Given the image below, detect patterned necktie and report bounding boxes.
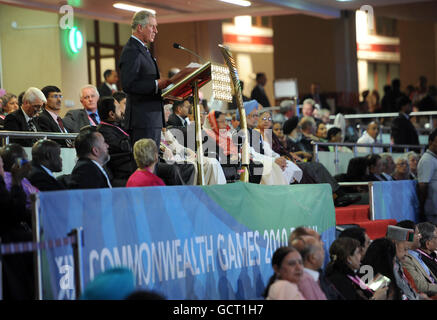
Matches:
[57,116,73,147]
[28,119,37,132]
[89,113,99,126]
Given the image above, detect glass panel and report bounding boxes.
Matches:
[118,23,132,45]
[83,18,95,43]
[99,20,115,45]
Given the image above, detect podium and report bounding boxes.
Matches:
[162,62,213,185]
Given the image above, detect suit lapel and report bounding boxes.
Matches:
[130,37,160,78]
[43,108,62,132]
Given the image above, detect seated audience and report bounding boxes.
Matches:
[315,122,328,143]
[0,143,38,208]
[406,151,419,180]
[418,128,437,224]
[69,127,112,189]
[281,117,313,161]
[366,154,387,181]
[300,98,317,120]
[38,85,72,147]
[380,153,395,181]
[402,222,437,296]
[356,121,382,154]
[28,139,66,191]
[263,246,306,300]
[392,157,410,181]
[63,85,101,132]
[327,127,352,153]
[112,91,127,120]
[299,116,322,153]
[325,237,388,300]
[126,138,165,187]
[338,227,371,261]
[0,93,19,128]
[4,87,45,147]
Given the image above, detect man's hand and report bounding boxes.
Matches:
[157,79,171,89]
[275,157,287,171]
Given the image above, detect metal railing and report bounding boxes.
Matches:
[312,141,427,175]
[338,182,375,220]
[0,131,78,146]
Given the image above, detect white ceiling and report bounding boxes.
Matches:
[0,0,435,24]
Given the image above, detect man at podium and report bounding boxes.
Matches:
[119,11,171,148]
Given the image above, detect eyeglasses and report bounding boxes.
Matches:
[262,117,272,121]
[50,94,63,99]
[31,104,43,109]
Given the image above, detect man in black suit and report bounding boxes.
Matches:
[37,85,72,147]
[98,69,119,98]
[250,73,271,108]
[391,95,419,150]
[63,85,101,133]
[69,127,112,189]
[4,87,45,147]
[96,97,136,187]
[167,98,190,128]
[119,11,171,149]
[28,139,65,191]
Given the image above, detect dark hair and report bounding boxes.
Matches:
[361,238,401,299]
[214,111,223,119]
[256,73,266,81]
[417,222,436,249]
[395,95,411,111]
[339,227,367,247]
[172,98,192,113]
[41,86,61,99]
[103,69,113,80]
[391,79,400,90]
[429,128,437,145]
[74,127,99,158]
[346,157,369,181]
[0,143,27,171]
[262,246,298,298]
[31,139,60,166]
[366,154,381,169]
[282,117,299,135]
[18,91,25,107]
[97,96,116,121]
[325,237,361,276]
[289,226,310,245]
[327,127,342,141]
[112,91,126,103]
[383,85,391,94]
[125,290,166,300]
[396,220,416,230]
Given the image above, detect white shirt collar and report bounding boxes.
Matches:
[304,268,320,282]
[21,107,32,123]
[91,160,112,188]
[131,35,146,47]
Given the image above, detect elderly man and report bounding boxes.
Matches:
[63,85,101,133]
[356,121,382,154]
[119,10,171,149]
[407,151,420,180]
[68,127,112,189]
[418,129,437,224]
[98,69,119,97]
[37,85,72,147]
[250,72,270,108]
[4,87,45,147]
[28,139,65,191]
[301,98,316,119]
[380,153,395,181]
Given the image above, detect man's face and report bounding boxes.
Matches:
[80,88,98,111]
[426,228,437,252]
[396,241,410,261]
[246,108,260,129]
[113,100,123,122]
[107,71,118,84]
[302,103,314,117]
[46,91,62,111]
[138,17,158,43]
[429,135,437,154]
[258,75,267,86]
[409,156,418,172]
[119,98,126,117]
[199,105,207,126]
[273,123,283,138]
[179,100,191,118]
[331,132,342,143]
[22,98,43,117]
[367,123,379,139]
[94,132,110,165]
[384,156,395,174]
[49,146,63,172]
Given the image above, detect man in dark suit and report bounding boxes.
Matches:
[63,85,101,133]
[37,85,72,147]
[119,11,171,149]
[167,98,190,128]
[250,73,271,108]
[69,127,112,189]
[28,139,66,191]
[391,95,419,149]
[4,87,45,147]
[98,69,119,98]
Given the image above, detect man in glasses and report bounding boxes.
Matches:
[37,86,72,147]
[4,87,45,146]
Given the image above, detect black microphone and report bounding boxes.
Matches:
[173,43,205,63]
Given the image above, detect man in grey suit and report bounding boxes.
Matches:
[63,85,101,133]
[119,11,170,149]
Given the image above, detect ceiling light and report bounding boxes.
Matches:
[219,0,251,7]
[113,3,156,14]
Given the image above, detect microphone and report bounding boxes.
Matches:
[173,43,205,63]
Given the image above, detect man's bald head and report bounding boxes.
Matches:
[291,235,325,270]
[367,121,379,140]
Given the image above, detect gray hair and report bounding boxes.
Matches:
[417,222,436,249]
[379,153,393,166]
[133,138,158,169]
[79,85,99,99]
[303,98,316,107]
[23,87,47,104]
[0,93,17,107]
[131,10,155,30]
[299,116,316,131]
[164,104,173,113]
[405,151,419,161]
